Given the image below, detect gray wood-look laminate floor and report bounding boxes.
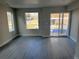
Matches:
[0,36,76,59]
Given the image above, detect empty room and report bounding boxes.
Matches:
[0,0,79,59]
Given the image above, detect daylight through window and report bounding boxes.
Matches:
[7,12,15,32]
[25,12,39,29]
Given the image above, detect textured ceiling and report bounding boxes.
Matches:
[0,0,76,8]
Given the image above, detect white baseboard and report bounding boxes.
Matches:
[21,34,50,38]
[0,34,19,47]
[21,34,42,37]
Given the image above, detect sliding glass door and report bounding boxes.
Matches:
[50,12,70,36]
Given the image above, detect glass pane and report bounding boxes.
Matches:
[25,12,39,29]
[7,12,15,32]
[63,13,69,35]
[50,13,60,36]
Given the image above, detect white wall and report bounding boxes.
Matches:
[67,0,79,42]
[17,7,65,37]
[74,23,79,59]
[70,9,79,42]
[71,5,79,59]
[73,10,79,59]
[0,4,18,47]
[67,1,79,59]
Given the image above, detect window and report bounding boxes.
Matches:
[25,12,39,29]
[7,12,15,32]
